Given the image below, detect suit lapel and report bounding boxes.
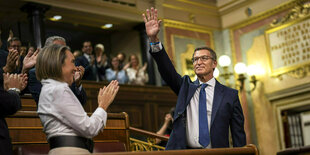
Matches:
[211,80,224,127]
[185,79,200,107]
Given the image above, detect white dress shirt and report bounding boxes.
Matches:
[151,42,215,148]
[83,53,91,63]
[37,79,107,140]
[186,78,215,148]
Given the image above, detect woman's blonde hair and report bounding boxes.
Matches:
[36,44,70,81]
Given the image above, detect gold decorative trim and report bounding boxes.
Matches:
[163,19,216,35]
[265,2,310,78]
[218,0,240,10]
[229,0,296,30]
[219,0,256,16]
[270,1,310,27]
[176,0,217,10]
[162,3,219,17]
[130,137,165,151]
[229,0,297,76]
[163,19,215,62]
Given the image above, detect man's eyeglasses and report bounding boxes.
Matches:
[192,55,214,63]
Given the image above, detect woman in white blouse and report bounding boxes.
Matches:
[36,44,119,154]
[125,54,148,85]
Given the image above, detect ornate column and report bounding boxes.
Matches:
[21,2,50,48]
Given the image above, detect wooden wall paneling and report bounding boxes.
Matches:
[6,111,131,150]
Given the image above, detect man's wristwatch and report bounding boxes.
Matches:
[8,88,21,94]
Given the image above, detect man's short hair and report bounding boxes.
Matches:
[83,41,92,46]
[7,37,21,48]
[192,47,217,61]
[36,44,70,81]
[44,36,66,47]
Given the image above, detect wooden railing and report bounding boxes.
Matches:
[94,144,259,155]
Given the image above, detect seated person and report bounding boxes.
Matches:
[36,44,119,154]
[28,36,87,105]
[156,107,175,147]
[0,71,28,154]
[125,54,148,85]
[105,56,128,84]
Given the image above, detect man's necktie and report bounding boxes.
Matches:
[199,83,210,148]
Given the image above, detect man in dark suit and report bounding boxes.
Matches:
[1,37,23,74]
[142,8,246,150]
[0,69,28,154]
[27,36,87,105]
[75,41,98,81]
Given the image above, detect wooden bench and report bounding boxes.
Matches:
[6,111,130,154]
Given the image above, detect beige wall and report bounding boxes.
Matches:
[110,31,142,65]
[221,0,291,28]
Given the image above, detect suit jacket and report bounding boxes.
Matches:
[28,68,87,105]
[150,46,246,150]
[0,68,21,155]
[75,55,97,81]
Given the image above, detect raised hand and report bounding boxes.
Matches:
[22,48,39,74]
[3,49,19,73]
[142,7,161,42]
[164,113,173,123]
[123,62,130,70]
[97,80,119,111]
[142,63,148,72]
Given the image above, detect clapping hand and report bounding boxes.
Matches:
[3,73,28,92]
[123,63,130,70]
[3,49,19,73]
[97,80,119,111]
[142,63,148,72]
[74,66,85,86]
[142,7,161,42]
[164,113,173,123]
[22,48,39,74]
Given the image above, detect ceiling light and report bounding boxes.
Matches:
[49,15,62,21]
[101,24,113,29]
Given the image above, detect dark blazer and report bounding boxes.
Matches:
[150,46,246,150]
[28,68,87,105]
[0,49,8,69]
[75,55,97,81]
[0,68,21,155]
